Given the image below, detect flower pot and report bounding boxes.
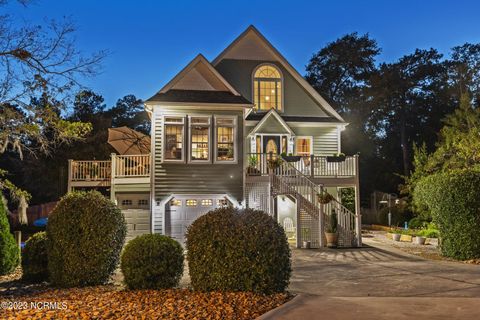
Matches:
[325,232,338,248]
[302,241,311,249]
[326,155,346,162]
[392,233,401,241]
[415,236,426,245]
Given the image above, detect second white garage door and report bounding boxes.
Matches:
[165,195,230,245]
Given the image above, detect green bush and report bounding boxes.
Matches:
[121,234,184,289]
[416,228,439,238]
[0,197,20,275]
[186,207,291,294]
[47,191,126,287]
[414,169,480,260]
[22,232,48,282]
[408,217,427,229]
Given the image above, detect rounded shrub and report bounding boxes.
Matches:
[414,169,480,260]
[0,197,19,275]
[47,191,126,287]
[121,234,184,289]
[186,207,291,294]
[22,232,48,282]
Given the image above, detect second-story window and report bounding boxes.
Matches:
[189,116,211,162]
[253,65,282,111]
[215,116,236,163]
[164,116,185,161]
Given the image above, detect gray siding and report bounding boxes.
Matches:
[293,127,339,155]
[152,108,244,234]
[216,59,329,117]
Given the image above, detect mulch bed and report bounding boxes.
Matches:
[1,285,291,319]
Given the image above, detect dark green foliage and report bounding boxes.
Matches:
[414,170,480,260]
[377,206,413,227]
[22,232,48,282]
[121,234,184,290]
[47,191,126,287]
[416,228,439,238]
[408,217,427,229]
[0,197,20,275]
[186,207,291,294]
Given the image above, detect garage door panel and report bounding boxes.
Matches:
[123,209,150,241]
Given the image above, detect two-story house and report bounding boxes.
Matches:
[67,26,361,248]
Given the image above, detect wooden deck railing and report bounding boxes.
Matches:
[246,153,358,178]
[113,154,150,177]
[69,154,151,182]
[69,160,111,181]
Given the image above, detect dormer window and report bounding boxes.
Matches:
[253,65,282,111]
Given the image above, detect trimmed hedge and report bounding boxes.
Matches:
[414,169,480,260]
[0,198,19,275]
[47,191,126,287]
[22,232,48,282]
[186,207,291,294]
[121,234,184,289]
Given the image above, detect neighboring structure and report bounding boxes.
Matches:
[67,25,361,246]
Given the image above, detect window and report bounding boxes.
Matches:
[186,199,197,206]
[121,199,132,206]
[295,137,312,156]
[201,199,213,206]
[164,116,185,161]
[253,65,282,111]
[217,198,229,207]
[189,116,210,162]
[215,117,236,162]
[138,199,148,206]
[169,199,182,206]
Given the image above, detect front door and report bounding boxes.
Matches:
[263,136,280,155]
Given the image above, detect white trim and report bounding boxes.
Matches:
[286,122,349,128]
[213,115,238,164]
[248,109,294,136]
[295,136,313,156]
[162,115,186,163]
[337,126,341,153]
[158,54,241,96]
[251,63,284,112]
[211,25,345,122]
[188,115,211,164]
[146,101,253,109]
[147,106,155,234]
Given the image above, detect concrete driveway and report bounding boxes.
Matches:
[262,237,480,320]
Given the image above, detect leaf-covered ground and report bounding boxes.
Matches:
[1,285,291,319]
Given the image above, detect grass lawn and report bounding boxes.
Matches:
[1,269,291,319]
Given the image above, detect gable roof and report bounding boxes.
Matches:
[146,54,251,105]
[212,25,345,122]
[249,109,294,136]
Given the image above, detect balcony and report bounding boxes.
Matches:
[246,153,359,186]
[68,154,151,190]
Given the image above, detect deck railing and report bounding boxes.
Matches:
[69,154,151,182]
[246,153,358,178]
[113,154,150,177]
[69,160,111,181]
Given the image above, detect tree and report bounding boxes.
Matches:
[0,1,105,202]
[109,95,150,133]
[0,194,20,275]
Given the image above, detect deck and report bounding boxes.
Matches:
[67,154,151,190]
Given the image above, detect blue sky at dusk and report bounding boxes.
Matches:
[9,0,480,106]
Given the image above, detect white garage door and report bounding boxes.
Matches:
[116,193,151,241]
[165,195,230,245]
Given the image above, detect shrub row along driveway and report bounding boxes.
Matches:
[265,237,480,320]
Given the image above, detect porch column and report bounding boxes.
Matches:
[319,186,325,247]
[296,195,301,248]
[354,155,362,247]
[110,153,116,202]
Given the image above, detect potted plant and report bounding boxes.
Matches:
[415,235,426,245]
[247,155,260,175]
[390,229,402,241]
[302,228,311,249]
[281,152,302,163]
[267,157,283,173]
[325,211,338,248]
[317,192,334,204]
[326,152,346,162]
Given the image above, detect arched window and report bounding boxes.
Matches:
[253,65,282,111]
